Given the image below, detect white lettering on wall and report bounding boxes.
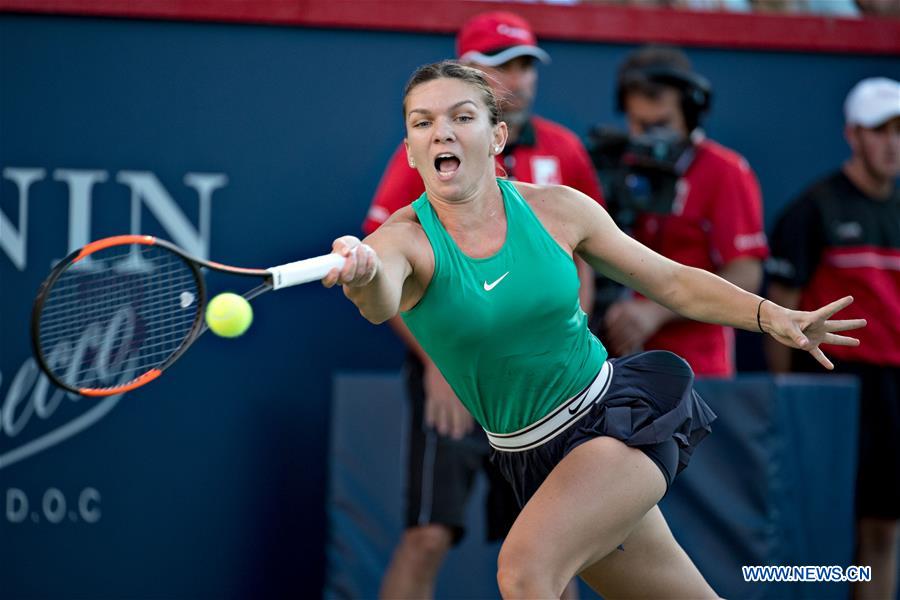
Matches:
[0,168,45,270]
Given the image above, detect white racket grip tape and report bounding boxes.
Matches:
[268,253,346,290]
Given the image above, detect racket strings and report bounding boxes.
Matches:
[38,244,201,390]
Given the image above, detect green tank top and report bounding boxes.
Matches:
[401,178,608,433]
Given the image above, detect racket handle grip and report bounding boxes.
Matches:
[268,253,346,289]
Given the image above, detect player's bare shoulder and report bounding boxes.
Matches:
[512,181,591,217]
[366,205,426,247]
[511,181,596,245]
[363,204,433,275]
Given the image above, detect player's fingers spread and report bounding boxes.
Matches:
[790,326,810,349]
[825,318,867,332]
[819,295,854,319]
[824,333,861,347]
[810,346,833,370]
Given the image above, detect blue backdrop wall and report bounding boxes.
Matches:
[1,13,898,598]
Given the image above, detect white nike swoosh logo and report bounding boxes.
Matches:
[483,271,510,291]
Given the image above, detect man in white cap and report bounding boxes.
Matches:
[767,77,900,600]
[365,11,601,599]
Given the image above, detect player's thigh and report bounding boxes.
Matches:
[579,505,717,599]
[499,436,666,583]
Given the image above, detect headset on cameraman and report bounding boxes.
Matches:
[615,61,713,135]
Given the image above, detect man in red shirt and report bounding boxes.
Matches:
[599,46,768,377]
[366,12,603,599]
[767,77,900,600]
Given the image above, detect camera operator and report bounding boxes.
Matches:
[588,46,768,377]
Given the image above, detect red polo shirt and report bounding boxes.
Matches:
[633,139,768,376]
[363,116,603,235]
[769,171,900,366]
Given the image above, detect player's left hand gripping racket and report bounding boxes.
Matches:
[31,235,345,397]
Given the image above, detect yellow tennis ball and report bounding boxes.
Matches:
[205,293,253,338]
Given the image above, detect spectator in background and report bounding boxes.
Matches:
[767,77,900,600]
[591,46,767,377]
[363,11,603,599]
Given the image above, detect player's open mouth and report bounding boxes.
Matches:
[434,153,460,181]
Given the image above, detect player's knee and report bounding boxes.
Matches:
[497,542,562,598]
[400,525,453,564]
[496,558,529,599]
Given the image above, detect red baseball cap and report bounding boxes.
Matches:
[456,11,550,67]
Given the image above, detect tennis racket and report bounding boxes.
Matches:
[31,234,345,397]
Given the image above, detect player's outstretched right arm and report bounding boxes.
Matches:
[323,224,416,324]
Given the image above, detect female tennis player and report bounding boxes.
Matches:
[324,61,865,598]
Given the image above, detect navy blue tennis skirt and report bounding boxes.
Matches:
[488,351,716,509]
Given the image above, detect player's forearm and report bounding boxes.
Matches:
[662,264,767,332]
[643,258,762,329]
[342,269,402,325]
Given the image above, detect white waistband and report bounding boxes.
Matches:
[484,360,613,452]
